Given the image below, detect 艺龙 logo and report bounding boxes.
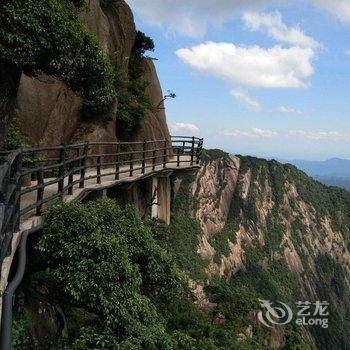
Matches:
[258,299,329,329]
[258,299,293,328]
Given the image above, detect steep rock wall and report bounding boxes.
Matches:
[187,155,350,293]
[16,74,82,146]
[132,59,171,142]
[16,0,170,146]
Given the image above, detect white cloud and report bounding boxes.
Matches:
[126,0,350,38]
[176,42,314,88]
[278,106,303,115]
[126,0,285,38]
[223,128,277,138]
[289,130,348,141]
[230,90,260,109]
[126,0,350,37]
[223,128,347,142]
[243,11,321,48]
[314,0,350,24]
[171,122,199,133]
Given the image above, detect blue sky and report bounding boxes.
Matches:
[126,0,350,160]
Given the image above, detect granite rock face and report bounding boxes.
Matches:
[16,74,82,146]
[16,0,170,147]
[132,59,171,142]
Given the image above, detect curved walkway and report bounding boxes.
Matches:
[0,136,203,265]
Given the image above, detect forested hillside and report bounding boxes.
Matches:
[169,150,350,349]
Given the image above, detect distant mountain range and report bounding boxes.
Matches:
[314,176,350,190]
[279,157,350,190]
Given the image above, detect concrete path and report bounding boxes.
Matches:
[20,155,198,228]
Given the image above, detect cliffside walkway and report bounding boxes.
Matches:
[0,136,203,349]
[0,136,203,265]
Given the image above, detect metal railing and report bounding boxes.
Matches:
[0,136,203,264]
[0,151,22,263]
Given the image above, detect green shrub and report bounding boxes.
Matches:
[3,118,27,151]
[12,314,32,350]
[4,118,41,166]
[116,31,155,139]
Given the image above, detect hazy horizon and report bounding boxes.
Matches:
[212,148,350,163]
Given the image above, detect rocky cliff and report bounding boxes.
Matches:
[171,149,350,349]
[15,0,170,146]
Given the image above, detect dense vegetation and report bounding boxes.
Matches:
[0,0,115,116]
[115,31,155,139]
[15,199,195,348]
[12,199,262,349]
[14,196,309,349]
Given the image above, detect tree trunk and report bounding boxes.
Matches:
[0,62,22,149]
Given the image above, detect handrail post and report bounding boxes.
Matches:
[68,157,74,195]
[115,142,120,180]
[30,150,36,181]
[80,141,89,189]
[190,136,195,166]
[36,168,44,216]
[97,155,101,184]
[58,145,65,196]
[196,139,202,165]
[142,141,146,174]
[152,149,156,171]
[129,152,134,177]
[177,147,180,167]
[14,151,22,230]
[163,139,167,168]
